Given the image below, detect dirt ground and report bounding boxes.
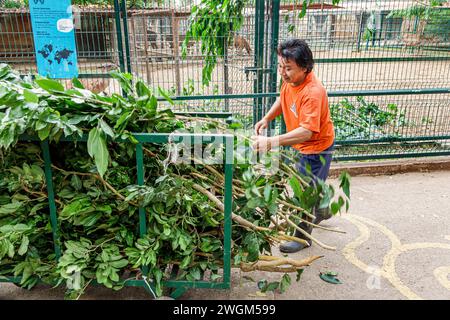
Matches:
[1,168,449,300]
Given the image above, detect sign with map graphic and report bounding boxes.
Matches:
[29,0,78,78]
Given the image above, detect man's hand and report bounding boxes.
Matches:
[254,118,269,135]
[251,135,277,153]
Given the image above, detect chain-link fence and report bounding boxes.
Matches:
[0,0,449,160]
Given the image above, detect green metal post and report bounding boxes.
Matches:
[136,143,146,237]
[40,140,61,259]
[268,0,280,135]
[222,136,234,289]
[136,143,149,277]
[253,0,265,126]
[121,0,132,73]
[113,0,126,73]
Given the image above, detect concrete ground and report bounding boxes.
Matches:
[1,170,450,300]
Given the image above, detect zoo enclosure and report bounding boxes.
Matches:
[0,0,449,160]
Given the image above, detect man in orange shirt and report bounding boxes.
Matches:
[253,39,335,253]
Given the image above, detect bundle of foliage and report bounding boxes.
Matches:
[0,64,350,299]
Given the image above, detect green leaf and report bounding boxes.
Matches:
[319,272,342,284]
[114,111,132,130]
[13,224,31,232]
[70,175,82,191]
[279,274,291,293]
[136,80,151,97]
[338,196,345,208]
[0,202,23,215]
[110,71,132,94]
[228,122,243,130]
[287,24,295,33]
[339,171,351,198]
[261,281,279,293]
[75,212,102,227]
[330,202,340,215]
[296,269,304,282]
[60,198,93,220]
[210,274,222,281]
[147,95,158,113]
[72,78,85,89]
[158,87,174,105]
[110,271,119,282]
[189,267,201,281]
[87,128,99,158]
[18,236,29,256]
[87,127,109,177]
[319,155,326,166]
[180,255,191,269]
[7,242,14,258]
[21,265,32,284]
[298,1,308,19]
[23,89,38,103]
[289,177,303,199]
[153,269,163,297]
[99,119,115,138]
[110,259,128,269]
[247,198,262,209]
[163,226,171,236]
[35,78,64,92]
[257,279,267,290]
[38,125,51,141]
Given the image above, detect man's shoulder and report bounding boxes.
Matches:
[304,80,327,97]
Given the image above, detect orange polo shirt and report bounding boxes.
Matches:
[279,72,334,154]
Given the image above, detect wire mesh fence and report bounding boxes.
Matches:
[0,0,449,160]
[329,92,450,159]
[279,0,450,92]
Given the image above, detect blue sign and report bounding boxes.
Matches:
[29,0,78,78]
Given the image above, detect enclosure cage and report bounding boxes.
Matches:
[0,0,449,159]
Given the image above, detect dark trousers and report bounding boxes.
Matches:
[293,143,334,235]
[295,143,334,184]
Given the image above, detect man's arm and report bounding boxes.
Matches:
[276,126,313,146]
[254,97,282,135]
[264,97,282,122]
[252,126,313,152]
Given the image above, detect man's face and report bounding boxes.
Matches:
[277,55,307,86]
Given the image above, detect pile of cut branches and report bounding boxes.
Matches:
[0,64,350,298]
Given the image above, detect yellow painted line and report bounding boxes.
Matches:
[434,267,450,291]
[342,215,450,300]
[343,215,421,300]
[401,243,450,251]
[341,215,371,273]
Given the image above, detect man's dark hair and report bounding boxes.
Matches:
[277,39,314,73]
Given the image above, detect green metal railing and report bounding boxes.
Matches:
[1,132,234,299]
[1,0,449,162]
